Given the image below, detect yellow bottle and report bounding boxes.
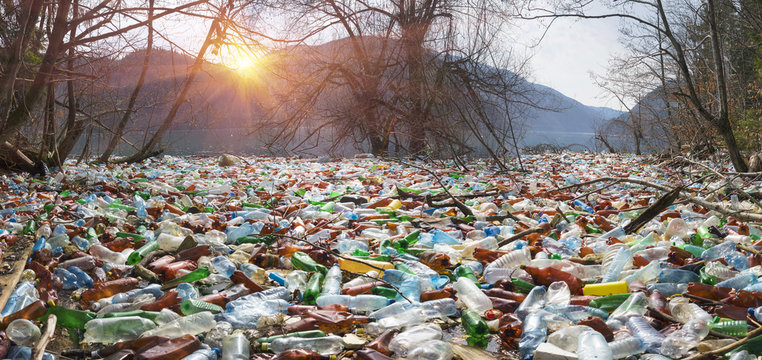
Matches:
[386,199,402,211]
[582,280,629,296]
[338,257,394,275]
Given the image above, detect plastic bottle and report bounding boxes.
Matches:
[211,256,237,278]
[388,323,443,357]
[609,336,645,359]
[709,318,748,337]
[485,247,531,270]
[462,309,489,347]
[44,306,97,329]
[547,325,591,352]
[516,286,546,319]
[303,272,325,305]
[316,294,391,312]
[669,297,713,324]
[292,252,328,274]
[701,241,736,262]
[453,277,493,314]
[518,312,546,359]
[222,333,249,360]
[140,312,217,338]
[545,281,570,306]
[609,292,648,321]
[6,319,40,346]
[626,317,665,353]
[322,264,342,296]
[576,330,612,360]
[601,247,631,283]
[82,316,157,344]
[267,335,343,355]
[162,266,211,290]
[181,299,225,315]
[342,270,379,289]
[716,273,758,290]
[660,319,709,357]
[182,347,219,360]
[1,300,45,328]
[406,340,453,360]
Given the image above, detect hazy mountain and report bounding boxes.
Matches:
[84,40,623,155]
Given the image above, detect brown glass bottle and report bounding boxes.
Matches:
[135,334,201,360]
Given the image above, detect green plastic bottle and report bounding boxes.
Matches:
[588,293,632,312]
[116,232,145,241]
[236,235,275,245]
[42,306,96,329]
[371,287,398,299]
[709,317,748,337]
[162,266,211,289]
[291,252,328,275]
[302,272,325,305]
[697,226,712,239]
[510,277,536,294]
[23,220,35,235]
[454,265,480,286]
[127,240,159,265]
[180,299,224,315]
[462,309,489,347]
[102,310,160,321]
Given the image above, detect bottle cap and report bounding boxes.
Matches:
[261,342,269,351]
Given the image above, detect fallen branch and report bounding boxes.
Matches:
[624,186,682,234]
[497,227,546,247]
[32,315,56,360]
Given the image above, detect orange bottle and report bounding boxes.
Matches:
[578,316,614,341]
[140,290,180,311]
[102,238,135,252]
[342,282,385,296]
[176,245,211,262]
[418,251,451,271]
[522,265,583,294]
[135,334,200,360]
[80,278,139,306]
[282,318,319,333]
[473,247,508,263]
[482,288,526,303]
[686,282,733,300]
[249,253,279,268]
[420,288,454,302]
[231,270,264,293]
[366,329,399,355]
[1,300,46,329]
[497,313,522,349]
[161,260,198,281]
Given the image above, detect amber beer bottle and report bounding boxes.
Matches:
[522,265,583,294]
[0,300,46,329]
[80,278,139,306]
[135,334,201,360]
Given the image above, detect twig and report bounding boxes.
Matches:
[32,315,56,360]
[623,186,682,234]
[497,227,545,247]
[684,324,762,360]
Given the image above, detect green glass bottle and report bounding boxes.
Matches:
[42,306,96,329]
[462,309,489,347]
[510,277,536,294]
[116,231,145,241]
[180,299,224,315]
[236,235,275,245]
[371,286,398,299]
[102,310,160,321]
[162,266,210,289]
[127,240,159,265]
[291,252,328,275]
[588,293,632,312]
[454,266,480,286]
[302,272,325,305]
[109,202,136,212]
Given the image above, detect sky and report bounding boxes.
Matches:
[515,13,629,110]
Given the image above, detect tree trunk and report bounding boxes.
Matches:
[99,0,153,163]
[56,0,83,164]
[0,0,73,143]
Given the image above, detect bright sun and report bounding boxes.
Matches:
[224,44,266,79]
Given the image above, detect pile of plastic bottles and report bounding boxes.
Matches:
[0,152,760,360]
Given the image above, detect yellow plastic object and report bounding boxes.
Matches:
[338,257,394,275]
[386,199,402,211]
[582,280,629,296]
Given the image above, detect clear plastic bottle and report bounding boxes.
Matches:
[716,273,758,290]
[365,308,426,335]
[268,335,343,355]
[182,347,219,360]
[660,319,709,357]
[342,270,379,289]
[626,317,665,353]
[322,264,342,296]
[211,256,237,278]
[668,297,713,324]
[406,340,453,360]
[609,336,645,359]
[6,319,41,346]
[388,323,443,357]
[222,333,250,360]
[547,325,592,352]
[452,277,493,314]
[701,241,736,262]
[518,312,547,359]
[576,330,612,360]
[485,247,531,270]
[315,294,391,312]
[602,247,632,283]
[82,316,157,344]
[140,311,217,338]
[610,292,648,322]
[516,286,546,319]
[545,281,570,306]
